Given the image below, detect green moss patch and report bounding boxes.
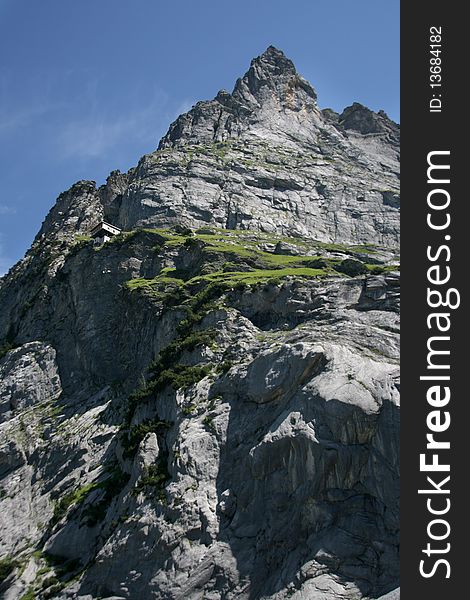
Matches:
[145,364,213,398]
[132,461,170,500]
[0,556,18,583]
[0,342,16,361]
[50,467,130,528]
[188,266,327,286]
[51,482,99,525]
[125,267,185,291]
[81,466,130,527]
[123,227,392,299]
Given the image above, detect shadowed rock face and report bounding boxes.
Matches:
[0,47,399,600]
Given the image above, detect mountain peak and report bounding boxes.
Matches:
[252,45,297,75]
[158,46,318,149]
[232,45,316,106]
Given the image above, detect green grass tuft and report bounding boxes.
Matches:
[132,461,170,500]
[73,234,92,243]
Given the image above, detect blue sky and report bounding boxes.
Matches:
[0,0,399,275]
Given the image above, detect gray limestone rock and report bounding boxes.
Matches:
[0,342,62,422]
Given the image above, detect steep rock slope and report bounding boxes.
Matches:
[0,47,399,600]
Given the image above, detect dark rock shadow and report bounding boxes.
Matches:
[214,390,400,599]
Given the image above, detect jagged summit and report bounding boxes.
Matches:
[216,46,303,105]
[207,45,295,105]
[158,45,319,149]
[157,45,399,155]
[237,45,299,86]
[120,48,399,246]
[232,45,317,107]
[254,45,296,70]
[233,45,310,93]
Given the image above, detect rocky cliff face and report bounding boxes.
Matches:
[0,47,399,600]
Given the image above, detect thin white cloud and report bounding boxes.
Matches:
[0,204,15,215]
[0,62,194,163]
[0,259,11,277]
[0,101,66,135]
[0,234,13,277]
[172,98,195,119]
[56,91,169,160]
